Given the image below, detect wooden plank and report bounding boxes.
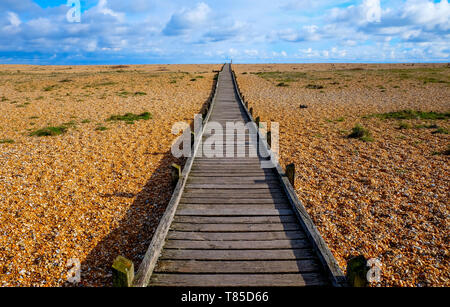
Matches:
[178,204,291,211]
[167,231,306,241]
[177,208,293,216]
[160,249,315,260]
[184,184,281,189]
[150,273,328,287]
[183,189,285,196]
[187,178,280,184]
[179,198,288,204]
[155,260,321,274]
[164,239,310,250]
[171,222,301,232]
[173,215,296,224]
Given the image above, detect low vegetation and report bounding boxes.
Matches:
[370,110,450,120]
[107,112,152,124]
[348,124,373,142]
[0,138,15,144]
[306,84,324,89]
[30,125,68,137]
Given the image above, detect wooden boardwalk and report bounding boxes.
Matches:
[133,64,346,287]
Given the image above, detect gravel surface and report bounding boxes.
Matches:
[0,64,220,286]
[234,63,449,287]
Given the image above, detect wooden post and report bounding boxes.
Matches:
[249,107,253,116]
[255,116,260,128]
[267,131,271,148]
[171,164,182,187]
[286,163,295,187]
[112,256,134,287]
[191,131,195,149]
[346,256,368,287]
[245,101,248,108]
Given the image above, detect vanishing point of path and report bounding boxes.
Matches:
[137,64,345,287]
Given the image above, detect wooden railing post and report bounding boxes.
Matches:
[112,256,134,287]
[170,164,182,187]
[255,116,260,128]
[346,256,369,287]
[267,131,271,148]
[286,163,295,186]
[249,107,253,116]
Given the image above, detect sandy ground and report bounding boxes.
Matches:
[234,63,449,287]
[0,64,220,286]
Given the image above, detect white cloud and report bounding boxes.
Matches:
[7,12,21,27]
[402,0,450,30]
[96,0,125,22]
[163,2,211,36]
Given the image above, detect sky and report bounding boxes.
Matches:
[0,0,449,64]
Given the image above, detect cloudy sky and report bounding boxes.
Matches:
[1,0,449,64]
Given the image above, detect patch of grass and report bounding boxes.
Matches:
[1,96,8,102]
[107,112,152,124]
[305,84,324,89]
[348,124,373,142]
[36,96,44,100]
[30,125,68,137]
[415,123,439,129]
[433,127,449,134]
[277,82,289,87]
[42,85,57,92]
[59,79,72,83]
[16,102,31,108]
[371,110,450,120]
[29,116,39,119]
[134,91,147,96]
[95,126,108,131]
[190,78,197,81]
[242,72,248,75]
[81,119,91,124]
[117,91,131,97]
[0,139,15,144]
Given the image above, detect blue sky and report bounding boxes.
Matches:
[0,0,449,64]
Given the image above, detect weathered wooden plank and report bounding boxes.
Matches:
[155,260,321,274]
[184,184,281,189]
[150,273,328,287]
[171,222,301,232]
[160,249,315,260]
[164,239,309,250]
[178,204,291,211]
[167,231,306,241]
[177,208,293,216]
[183,189,285,196]
[187,178,280,184]
[179,198,288,205]
[173,215,297,224]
